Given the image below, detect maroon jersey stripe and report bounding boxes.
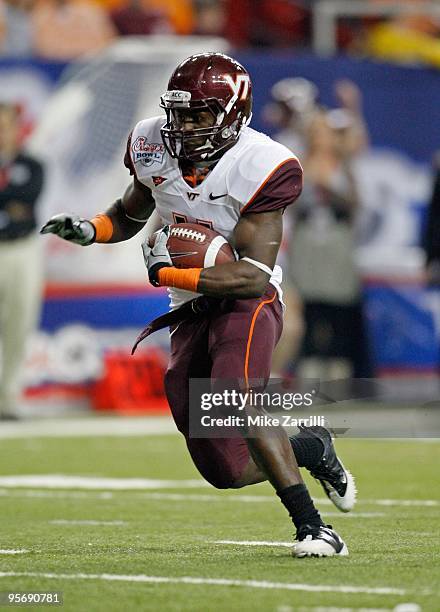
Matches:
[241,157,303,215]
[123,131,137,178]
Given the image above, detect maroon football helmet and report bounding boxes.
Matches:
[160,53,253,162]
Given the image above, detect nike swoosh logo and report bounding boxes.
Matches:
[168,251,198,258]
[209,193,228,201]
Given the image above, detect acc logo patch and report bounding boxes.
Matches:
[132,137,165,167]
[152,176,167,186]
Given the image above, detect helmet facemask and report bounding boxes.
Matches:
[160,90,249,163]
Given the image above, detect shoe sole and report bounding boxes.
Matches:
[316,461,357,513]
[293,542,349,558]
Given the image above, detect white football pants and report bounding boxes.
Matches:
[0,234,43,415]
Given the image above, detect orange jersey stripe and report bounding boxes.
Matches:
[244,290,278,389]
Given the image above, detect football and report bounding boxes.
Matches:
[165,223,236,269]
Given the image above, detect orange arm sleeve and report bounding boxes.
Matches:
[157,267,202,293]
[90,214,114,243]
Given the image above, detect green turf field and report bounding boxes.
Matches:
[0,425,438,611]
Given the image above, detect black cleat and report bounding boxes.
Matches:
[293,523,348,558]
[302,426,357,513]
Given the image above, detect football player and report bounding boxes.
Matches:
[42,53,356,557]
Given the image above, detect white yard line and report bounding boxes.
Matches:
[290,607,391,612]
[374,499,439,507]
[287,608,391,612]
[0,475,209,490]
[293,608,421,612]
[0,571,412,596]
[49,520,126,526]
[0,550,28,555]
[0,417,438,441]
[0,485,437,509]
[214,536,407,547]
[214,540,292,548]
[315,513,385,518]
[0,489,117,500]
[0,417,176,439]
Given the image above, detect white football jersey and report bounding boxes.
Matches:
[127,115,298,309]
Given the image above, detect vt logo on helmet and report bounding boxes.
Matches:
[160,52,253,162]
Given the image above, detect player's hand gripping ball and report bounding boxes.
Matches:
[142,225,173,286]
[142,223,236,286]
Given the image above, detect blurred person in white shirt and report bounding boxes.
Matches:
[287,108,371,380]
[0,102,44,419]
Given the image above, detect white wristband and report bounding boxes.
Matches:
[241,256,273,277]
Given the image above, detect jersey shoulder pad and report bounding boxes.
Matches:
[227,132,300,209]
[126,116,166,180]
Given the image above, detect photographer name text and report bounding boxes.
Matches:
[200,414,325,428]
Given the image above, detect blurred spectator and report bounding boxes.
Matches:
[424,152,440,286]
[263,77,368,159]
[370,0,439,35]
[193,0,225,37]
[0,102,44,420]
[270,281,304,379]
[0,0,34,57]
[89,0,123,10]
[285,109,371,379]
[224,0,309,48]
[265,77,318,377]
[262,77,319,159]
[148,0,194,35]
[111,0,195,36]
[332,79,369,154]
[269,78,369,378]
[110,0,170,36]
[32,0,116,60]
[359,0,440,68]
[0,3,4,47]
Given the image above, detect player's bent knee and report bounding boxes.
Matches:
[192,461,238,490]
[204,474,235,490]
[186,438,248,490]
[164,368,188,435]
[228,479,247,489]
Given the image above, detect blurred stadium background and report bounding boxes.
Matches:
[0,2,440,611]
[2,4,440,411]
